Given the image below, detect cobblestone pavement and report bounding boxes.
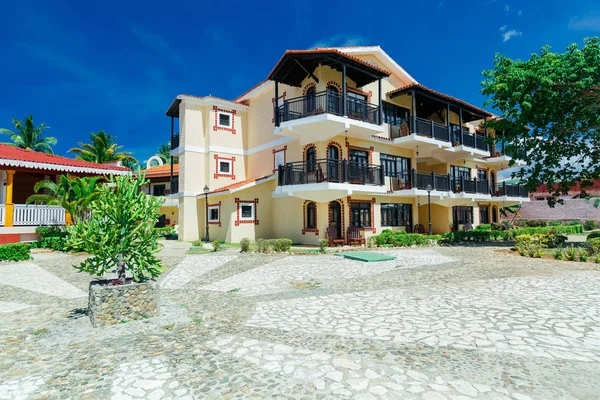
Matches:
[1,246,600,399]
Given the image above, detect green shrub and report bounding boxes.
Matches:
[367,236,377,248]
[256,238,269,253]
[41,237,66,251]
[515,234,547,258]
[588,231,600,241]
[595,254,600,264]
[490,222,505,230]
[476,224,491,230]
[564,246,577,261]
[584,220,598,231]
[373,230,441,247]
[270,238,292,253]
[553,249,563,260]
[585,238,600,256]
[0,243,31,262]
[35,226,67,239]
[543,229,567,248]
[548,220,563,226]
[211,240,222,252]
[153,227,174,237]
[319,239,328,253]
[579,249,589,262]
[240,238,251,253]
[568,220,581,226]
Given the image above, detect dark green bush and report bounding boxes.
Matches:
[256,238,269,253]
[476,224,491,230]
[584,220,598,231]
[585,238,600,256]
[270,238,292,252]
[515,219,547,227]
[491,222,506,230]
[373,229,441,247]
[568,220,581,226]
[548,220,563,226]
[211,240,222,252]
[587,231,600,241]
[35,226,67,239]
[0,243,31,261]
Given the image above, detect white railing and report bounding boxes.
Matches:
[0,204,4,226]
[13,204,66,226]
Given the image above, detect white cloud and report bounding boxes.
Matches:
[310,34,368,49]
[568,16,600,31]
[502,29,522,42]
[499,25,507,32]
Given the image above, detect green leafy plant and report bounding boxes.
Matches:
[553,248,564,260]
[588,231,600,241]
[319,238,328,253]
[585,238,600,256]
[584,220,598,231]
[476,224,491,230]
[564,246,577,261]
[240,238,251,253]
[0,243,30,261]
[67,171,163,283]
[211,240,222,252]
[256,238,269,253]
[0,114,57,153]
[579,249,589,262]
[595,254,600,264]
[367,236,377,248]
[548,220,563,226]
[270,238,292,253]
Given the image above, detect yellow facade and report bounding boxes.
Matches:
[169,46,527,243]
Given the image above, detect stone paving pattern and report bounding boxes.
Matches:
[0,244,599,399]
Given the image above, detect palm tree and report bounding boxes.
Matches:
[69,131,136,164]
[0,115,57,154]
[27,175,101,224]
[158,142,171,164]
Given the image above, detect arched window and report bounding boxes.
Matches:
[306,146,316,173]
[305,86,316,114]
[306,202,316,229]
[326,86,340,115]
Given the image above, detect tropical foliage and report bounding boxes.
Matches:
[67,172,163,283]
[26,175,101,224]
[158,142,171,164]
[481,38,600,205]
[0,115,57,154]
[69,130,136,164]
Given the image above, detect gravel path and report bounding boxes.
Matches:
[0,246,599,399]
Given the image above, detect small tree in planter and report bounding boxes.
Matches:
[67,172,164,327]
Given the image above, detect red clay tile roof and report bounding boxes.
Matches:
[0,144,130,174]
[234,80,269,103]
[207,174,274,195]
[387,83,492,117]
[145,164,178,178]
[274,49,391,76]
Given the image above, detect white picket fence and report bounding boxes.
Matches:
[13,204,66,226]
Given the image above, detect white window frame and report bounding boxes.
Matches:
[239,203,255,221]
[274,151,285,169]
[218,159,232,175]
[217,111,233,128]
[208,205,220,222]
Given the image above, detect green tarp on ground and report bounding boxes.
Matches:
[334,252,396,262]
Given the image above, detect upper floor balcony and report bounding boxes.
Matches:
[268,49,390,143]
[485,137,526,167]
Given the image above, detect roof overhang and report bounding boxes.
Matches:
[165,95,249,118]
[267,49,390,87]
[202,175,276,198]
[0,158,130,175]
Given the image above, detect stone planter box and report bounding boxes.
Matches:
[88,280,158,327]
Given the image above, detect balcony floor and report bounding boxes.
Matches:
[273,182,388,202]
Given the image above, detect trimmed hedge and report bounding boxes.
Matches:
[0,243,31,262]
[443,225,583,243]
[587,231,600,241]
[476,224,491,230]
[374,230,442,247]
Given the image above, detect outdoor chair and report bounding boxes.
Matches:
[347,226,366,247]
[327,225,345,247]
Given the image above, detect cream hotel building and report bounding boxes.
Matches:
[165,46,528,244]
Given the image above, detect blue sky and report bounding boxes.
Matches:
[1,0,599,163]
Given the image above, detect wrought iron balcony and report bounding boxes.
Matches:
[276,91,381,125]
[278,158,384,186]
[497,182,528,198]
[171,133,180,150]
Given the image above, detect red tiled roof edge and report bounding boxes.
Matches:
[206,174,274,195]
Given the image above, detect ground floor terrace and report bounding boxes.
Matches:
[1,243,599,399]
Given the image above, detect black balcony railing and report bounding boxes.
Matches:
[171,133,180,150]
[277,91,381,125]
[389,119,489,152]
[278,158,384,186]
[498,182,529,198]
[490,141,526,160]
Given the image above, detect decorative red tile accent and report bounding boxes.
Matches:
[302,200,319,235]
[303,82,317,96]
[272,91,287,123]
[208,201,222,227]
[346,197,377,233]
[347,85,372,103]
[234,198,259,226]
[326,81,342,93]
[346,143,374,164]
[214,154,236,180]
[272,145,288,172]
[212,106,237,134]
[371,135,393,142]
[328,200,345,240]
[326,142,343,159]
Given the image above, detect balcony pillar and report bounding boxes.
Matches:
[459,108,464,145]
[4,169,14,227]
[411,90,416,133]
[342,64,347,117]
[378,78,382,125]
[274,80,280,127]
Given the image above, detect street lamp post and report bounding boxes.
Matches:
[426,184,432,236]
[203,185,210,243]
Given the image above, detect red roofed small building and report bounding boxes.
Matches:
[0,144,130,243]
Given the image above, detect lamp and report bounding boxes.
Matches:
[426,184,433,236]
[203,185,210,243]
